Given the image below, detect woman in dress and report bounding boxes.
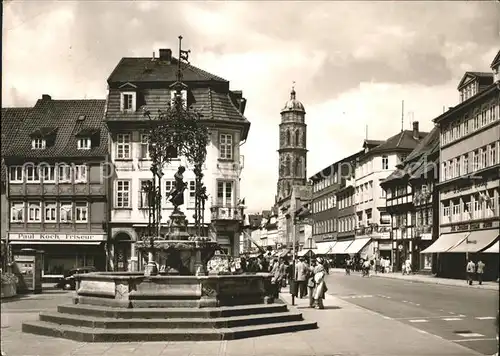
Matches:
[312,257,328,309]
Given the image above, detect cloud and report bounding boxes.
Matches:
[2,1,499,213]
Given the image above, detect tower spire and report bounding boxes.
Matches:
[291,81,296,99]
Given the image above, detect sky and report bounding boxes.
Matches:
[2,1,500,213]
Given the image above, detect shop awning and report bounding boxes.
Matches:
[447,229,499,253]
[344,238,371,254]
[481,240,499,254]
[315,241,337,255]
[9,241,103,245]
[297,249,316,257]
[420,233,469,254]
[330,240,354,254]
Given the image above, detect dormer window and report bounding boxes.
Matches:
[32,138,46,150]
[78,138,91,150]
[120,91,136,112]
[170,90,187,109]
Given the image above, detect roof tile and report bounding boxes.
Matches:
[1,108,32,181]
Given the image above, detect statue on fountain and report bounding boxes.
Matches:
[167,166,187,211]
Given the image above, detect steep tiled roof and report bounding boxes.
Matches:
[108,57,228,84]
[369,129,428,155]
[381,126,439,185]
[491,50,500,69]
[1,108,32,181]
[3,97,107,160]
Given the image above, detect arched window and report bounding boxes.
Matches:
[302,133,306,147]
[286,130,291,146]
[284,156,291,176]
[294,158,301,176]
[295,130,300,146]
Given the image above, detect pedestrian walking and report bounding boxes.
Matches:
[466,259,476,285]
[307,259,317,308]
[312,257,328,309]
[476,259,485,285]
[345,258,351,275]
[295,257,308,298]
[362,259,371,277]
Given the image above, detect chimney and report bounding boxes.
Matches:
[159,49,172,62]
[412,121,419,139]
[42,94,51,101]
[152,51,156,61]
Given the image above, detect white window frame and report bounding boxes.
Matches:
[28,202,42,222]
[31,138,46,150]
[217,181,233,207]
[44,201,57,223]
[382,155,389,170]
[75,202,88,223]
[139,180,153,209]
[58,164,72,183]
[25,164,40,183]
[489,143,497,167]
[120,91,136,112]
[9,166,23,183]
[60,202,73,223]
[115,180,131,208]
[116,133,131,159]
[188,180,196,208]
[165,180,175,207]
[74,165,88,183]
[140,134,150,160]
[41,165,56,183]
[219,134,233,160]
[77,138,91,150]
[10,202,24,223]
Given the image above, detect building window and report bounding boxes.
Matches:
[452,201,461,222]
[74,165,87,183]
[60,202,73,223]
[188,181,196,208]
[116,180,131,208]
[139,180,153,209]
[472,151,479,171]
[140,134,150,160]
[58,164,71,183]
[165,180,174,206]
[41,165,55,182]
[490,105,498,123]
[75,202,88,223]
[490,143,497,166]
[473,197,483,220]
[454,158,460,178]
[31,138,46,150]
[116,134,131,159]
[120,92,136,112]
[382,155,388,170]
[442,204,450,223]
[26,165,40,183]
[473,114,480,130]
[9,166,23,183]
[28,202,42,222]
[481,148,487,170]
[77,138,91,150]
[219,134,233,160]
[10,202,24,222]
[44,202,57,222]
[217,181,233,207]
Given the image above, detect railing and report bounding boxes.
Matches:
[210,206,244,221]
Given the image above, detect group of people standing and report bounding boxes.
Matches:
[466,258,486,285]
[293,256,328,309]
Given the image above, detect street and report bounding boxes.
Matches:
[325,271,499,356]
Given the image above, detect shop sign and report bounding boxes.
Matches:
[420,233,432,241]
[9,233,106,242]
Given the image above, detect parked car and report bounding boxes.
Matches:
[56,266,97,290]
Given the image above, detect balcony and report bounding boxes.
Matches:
[210,206,244,221]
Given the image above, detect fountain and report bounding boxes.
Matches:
[21,36,317,342]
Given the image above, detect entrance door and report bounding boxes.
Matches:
[114,233,131,272]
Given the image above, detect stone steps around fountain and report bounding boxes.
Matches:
[38,310,304,329]
[22,319,318,342]
[59,302,289,319]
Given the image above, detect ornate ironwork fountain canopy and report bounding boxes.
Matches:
[142,36,209,240]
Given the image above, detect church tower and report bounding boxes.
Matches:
[276,86,308,202]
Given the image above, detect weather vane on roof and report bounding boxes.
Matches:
[176,35,191,84]
[292,81,296,91]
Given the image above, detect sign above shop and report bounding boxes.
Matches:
[9,233,106,242]
[441,178,498,200]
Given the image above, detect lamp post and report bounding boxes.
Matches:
[291,211,297,306]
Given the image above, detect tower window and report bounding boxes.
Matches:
[295,158,302,176]
[284,156,291,176]
[286,130,291,146]
[295,130,300,146]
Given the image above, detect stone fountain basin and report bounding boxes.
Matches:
[74,272,275,308]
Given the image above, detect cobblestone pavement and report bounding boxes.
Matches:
[1,288,486,356]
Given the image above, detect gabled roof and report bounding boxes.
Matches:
[3,97,107,160]
[457,71,494,89]
[1,107,32,182]
[490,50,500,69]
[381,126,439,186]
[108,57,228,84]
[369,129,428,155]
